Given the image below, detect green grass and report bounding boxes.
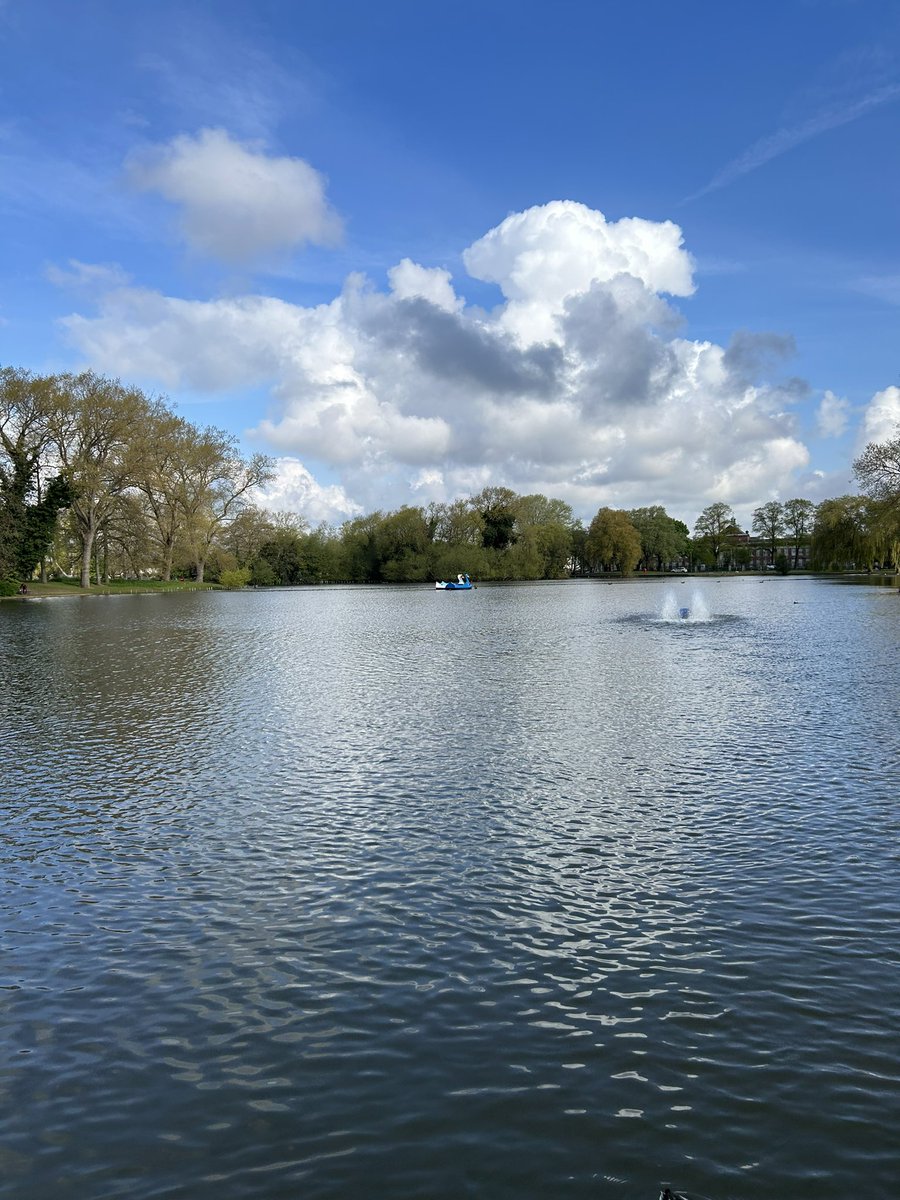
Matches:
[3,578,219,599]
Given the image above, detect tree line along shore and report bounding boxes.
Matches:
[2,366,899,595]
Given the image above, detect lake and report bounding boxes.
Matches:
[1,576,898,1199]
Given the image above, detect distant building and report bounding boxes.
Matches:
[739,531,810,569]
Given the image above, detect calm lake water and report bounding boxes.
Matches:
[1,577,898,1200]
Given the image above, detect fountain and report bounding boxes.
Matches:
[659,588,711,623]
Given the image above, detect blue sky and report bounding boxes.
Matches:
[2,0,899,528]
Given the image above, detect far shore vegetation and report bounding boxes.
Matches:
[2,366,899,597]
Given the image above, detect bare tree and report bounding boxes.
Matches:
[48,372,158,587]
[782,498,814,567]
[752,500,785,565]
[132,410,194,581]
[172,425,275,582]
[854,425,900,505]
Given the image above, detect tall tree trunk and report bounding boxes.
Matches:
[161,536,174,582]
[80,530,95,588]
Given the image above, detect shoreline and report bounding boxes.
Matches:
[3,570,897,602]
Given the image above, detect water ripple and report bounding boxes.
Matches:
[1,579,898,1199]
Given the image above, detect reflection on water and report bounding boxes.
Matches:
[1,577,898,1200]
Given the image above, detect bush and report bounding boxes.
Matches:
[0,578,19,597]
[219,568,252,589]
[774,551,790,575]
[249,557,276,586]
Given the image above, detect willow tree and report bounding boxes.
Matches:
[585,507,641,575]
[514,493,576,578]
[810,496,880,570]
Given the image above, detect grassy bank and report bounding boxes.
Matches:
[2,579,220,600]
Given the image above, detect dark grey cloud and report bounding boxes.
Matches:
[561,282,678,410]
[364,296,564,398]
[723,330,796,382]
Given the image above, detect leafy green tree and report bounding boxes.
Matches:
[255,529,306,584]
[249,556,277,586]
[628,505,689,570]
[513,493,575,577]
[693,502,735,567]
[585,507,641,574]
[296,525,342,583]
[752,500,785,565]
[338,512,384,582]
[501,529,545,579]
[568,521,588,576]
[15,473,76,581]
[688,535,716,571]
[432,541,490,582]
[375,506,430,580]
[250,516,336,584]
[471,486,518,551]
[222,505,279,568]
[429,499,484,547]
[0,368,72,582]
[534,519,575,578]
[514,493,574,529]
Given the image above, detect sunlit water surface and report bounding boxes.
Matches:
[1,577,898,1200]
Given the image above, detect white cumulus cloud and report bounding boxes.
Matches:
[257,457,361,525]
[126,127,342,264]
[859,385,900,447]
[57,201,829,527]
[463,200,694,344]
[817,389,850,438]
[388,259,461,313]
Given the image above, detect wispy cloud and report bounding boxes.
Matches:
[854,273,900,305]
[137,10,315,141]
[686,79,900,201]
